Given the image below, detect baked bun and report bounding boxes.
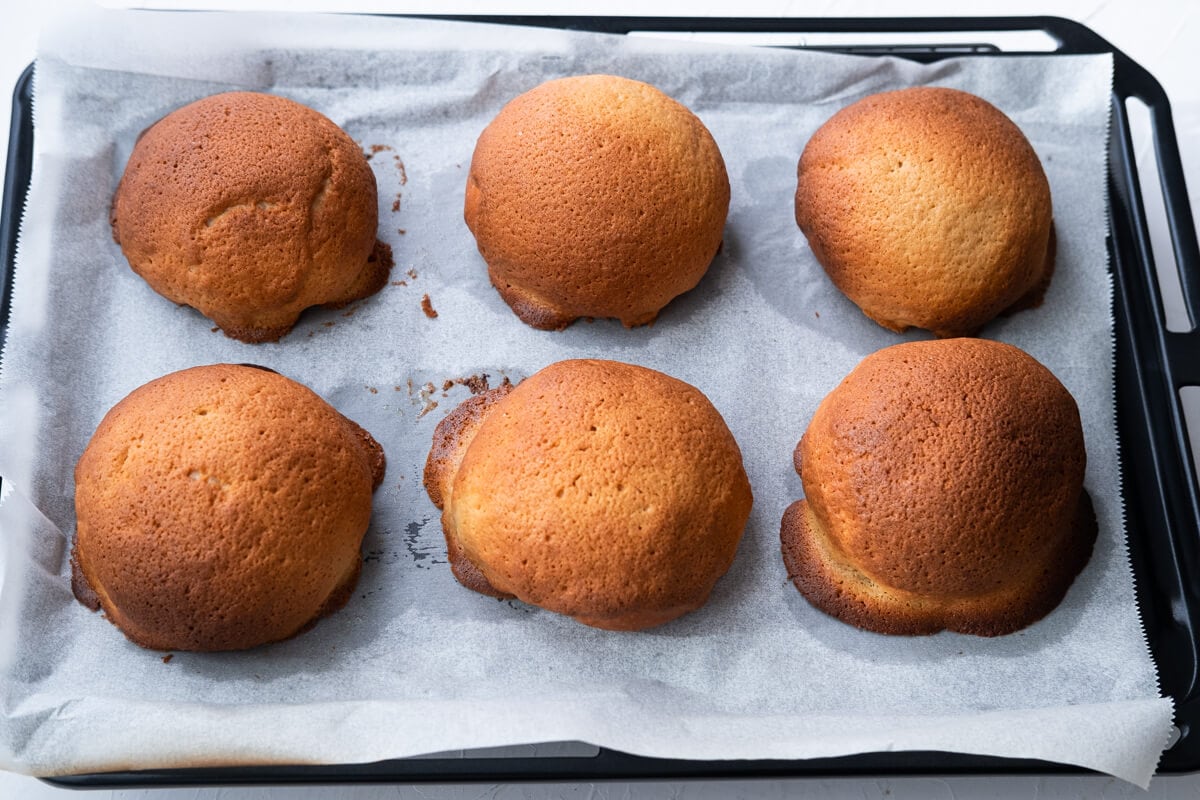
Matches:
[72,364,386,651]
[781,338,1095,636]
[794,87,1053,338]
[424,359,752,630]
[111,92,389,343]
[464,75,730,330]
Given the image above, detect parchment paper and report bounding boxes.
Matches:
[0,4,1174,787]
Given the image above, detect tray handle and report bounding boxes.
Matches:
[1110,56,1200,346]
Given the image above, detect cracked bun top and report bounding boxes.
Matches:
[72,364,386,651]
[111,92,386,342]
[424,359,753,631]
[795,87,1054,338]
[781,338,1096,636]
[464,75,730,331]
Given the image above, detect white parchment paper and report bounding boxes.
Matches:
[0,5,1175,787]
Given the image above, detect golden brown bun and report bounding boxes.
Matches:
[780,339,1095,636]
[111,92,388,343]
[424,359,752,630]
[464,75,729,330]
[795,87,1053,338]
[72,364,386,651]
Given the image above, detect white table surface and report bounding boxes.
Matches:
[2,1,1198,797]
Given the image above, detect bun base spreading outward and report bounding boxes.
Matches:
[423,381,516,599]
[72,364,386,652]
[216,241,394,344]
[780,495,1096,636]
[780,338,1097,637]
[424,359,752,630]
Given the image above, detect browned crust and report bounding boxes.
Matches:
[72,365,385,651]
[781,339,1095,636]
[342,414,387,491]
[444,522,512,600]
[292,556,363,638]
[465,75,728,333]
[780,494,1097,636]
[216,323,295,345]
[794,87,1053,339]
[219,240,394,343]
[74,537,366,652]
[1001,221,1057,318]
[74,549,364,652]
[487,264,576,332]
[422,382,516,599]
[76,489,364,652]
[487,264,663,332]
[112,92,389,345]
[422,383,514,510]
[70,551,101,611]
[428,360,752,630]
[568,599,713,632]
[324,240,394,311]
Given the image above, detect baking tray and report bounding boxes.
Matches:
[1,14,1197,787]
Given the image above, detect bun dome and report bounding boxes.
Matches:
[72,364,386,651]
[465,75,729,330]
[424,359,752,630]
[781,338,1095,636]
[111,91,388,342]
[795,87,1053,338]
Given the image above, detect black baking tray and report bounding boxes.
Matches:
[2,14,1197,787]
